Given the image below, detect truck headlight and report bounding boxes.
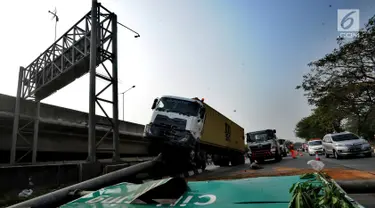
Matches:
[271,147,276,152]
[178,131,193,141]
[144,124,152,134]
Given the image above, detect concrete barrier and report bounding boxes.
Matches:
[0,93,145,134]
[0,163,80,193]
[0,158,153,206]
[0,93,150,162]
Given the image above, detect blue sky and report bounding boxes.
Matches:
[0,0,374,141]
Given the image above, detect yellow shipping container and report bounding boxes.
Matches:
[201,102,245,153]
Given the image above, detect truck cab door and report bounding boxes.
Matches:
[197,108,206,136]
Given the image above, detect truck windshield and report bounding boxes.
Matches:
[248,133,274,143]
[332,134,359,142]
[155,97,201,117]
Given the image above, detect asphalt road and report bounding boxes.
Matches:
[321,153,375,172]
[189,152,375,207]
[200,151,375,177]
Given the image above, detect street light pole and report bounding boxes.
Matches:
[120,85,136,121]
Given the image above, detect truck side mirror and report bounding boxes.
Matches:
[273,129,276,134]
[151,98,158,110]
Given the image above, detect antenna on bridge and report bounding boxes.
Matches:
[48,7,59,42]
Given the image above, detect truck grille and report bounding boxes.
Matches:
[149,115,187,139]
[250,144,271,151]
[149,125,186,138]
[153,115,187,130]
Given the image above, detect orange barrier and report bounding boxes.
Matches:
[291,150,297,159]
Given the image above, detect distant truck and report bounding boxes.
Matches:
[277,138,288,157]
[246,129,282,163]
[144,95,246,169]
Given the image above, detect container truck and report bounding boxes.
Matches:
[144,95,246,169]
[246,129,282,163]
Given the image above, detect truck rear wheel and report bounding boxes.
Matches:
[231,157,238,166]
[148,139,162,156]
[219,158,230,167]
[231,153,245,166]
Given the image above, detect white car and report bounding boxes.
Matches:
[307,140,324,156]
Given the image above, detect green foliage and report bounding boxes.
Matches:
[296,15,375,141]
[294,105,344,140]
[295,114,326,140]
[289,172,356,208]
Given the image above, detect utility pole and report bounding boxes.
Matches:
[120,85,136,120]
[48,8,59,42]
[88,0,98,162]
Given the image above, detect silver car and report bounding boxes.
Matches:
[322,132,372,159]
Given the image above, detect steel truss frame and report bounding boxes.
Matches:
[10,1,119,164]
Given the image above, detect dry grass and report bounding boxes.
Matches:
[188,167,375,181]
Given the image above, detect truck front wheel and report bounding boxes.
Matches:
[191,143,208,171]
[282,150,287,157]
[148,139,162,156]
[199,151,207,171]
[275,151,282,162]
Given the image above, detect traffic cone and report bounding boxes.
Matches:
[292,150,297,159]
[315,152,320,161]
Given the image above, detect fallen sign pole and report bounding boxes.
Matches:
[8,154,162,208]
[336,179,375,194]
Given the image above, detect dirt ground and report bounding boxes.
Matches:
[188,167,375,181]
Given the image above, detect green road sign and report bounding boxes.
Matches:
[62,175,363,208]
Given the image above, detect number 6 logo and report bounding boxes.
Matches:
[337,9,359,32]
[341,11,356,30]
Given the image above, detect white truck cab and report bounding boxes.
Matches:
[144,95,206,150]
[246,129,282,163]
